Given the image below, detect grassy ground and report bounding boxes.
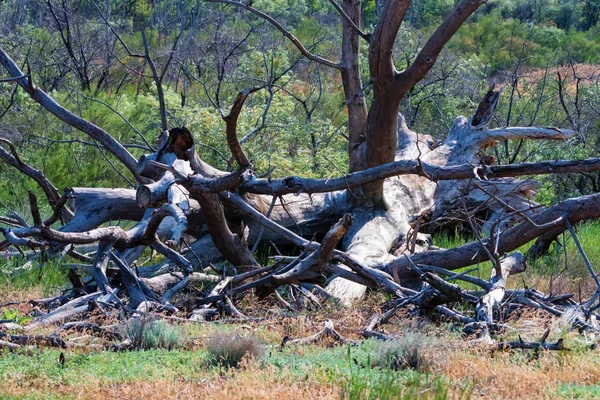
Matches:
[1,312,599,399]
[1,223,600,399]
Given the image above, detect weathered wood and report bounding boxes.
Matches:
[383,193,600,281]
[57,321,120,341]
[0,331,66,348]
[496,338,566,351]
[141,272,220,295]
[60,188,145,233]
[284,320,358,346]
[476,253,527,324]
[0,339,21,350]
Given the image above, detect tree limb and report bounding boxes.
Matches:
[0,47,148,183]
[204,0,342,70]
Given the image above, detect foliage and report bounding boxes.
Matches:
[0,0,599,212]
[0,308,31,325]
[0,257,69,299]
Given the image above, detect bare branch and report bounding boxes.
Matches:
[327,0,369,41]
[205,0,342,70]
[0,138,74,220]
[0,75,29,83]
[239,157,600,196]
[0,47,147,183]
[223,88,260,168]
[482,127,575,142]
[397,0,485,95]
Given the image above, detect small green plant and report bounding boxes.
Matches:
[123,318,186,350]
[1,308,32,325]
[205,331,263,368]
[374,333,439,372]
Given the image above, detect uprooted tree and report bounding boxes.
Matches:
[2,0,600,345]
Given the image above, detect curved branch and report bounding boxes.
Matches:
[0,139,74,220]
[223,88,258,168]
[204,0,342,70]
[396,0,485,95]
[195,192,258,267]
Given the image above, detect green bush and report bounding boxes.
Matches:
[123,318,186,350]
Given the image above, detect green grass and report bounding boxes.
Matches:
[555,383,600,399]
[0,348,209,385]
[0,339,465,399]
[0,257,70,299]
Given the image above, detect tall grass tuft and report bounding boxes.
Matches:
[373,333,440,372]
[206,332,263,368]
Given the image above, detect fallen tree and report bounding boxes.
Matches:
[1,0,600,344]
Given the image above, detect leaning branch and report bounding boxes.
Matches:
[327,0,369,41]
[223,88,259,168]
[238,157,600,196]
[0,140,58,208]
[0,47,147,183]
[397,0,484,95]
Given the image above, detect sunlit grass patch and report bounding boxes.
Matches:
[0,257,69,302]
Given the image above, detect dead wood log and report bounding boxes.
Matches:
[56,321,121,341]
[476,253,527,324]
[60,188,144,233]
[496,338,566,351]
[383,193,600,283]
[25,291,113,330]
[0,331,67,348]
[283,320,358,346]
[0,339,21,351]
[141,272,220,295]
[324,85,575,303]
[495,329,567,351]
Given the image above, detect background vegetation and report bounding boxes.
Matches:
[0,0,599,212]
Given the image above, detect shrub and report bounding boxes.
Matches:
[374,333,439,372]
[123,318,186,350]
[206,332,263,368]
